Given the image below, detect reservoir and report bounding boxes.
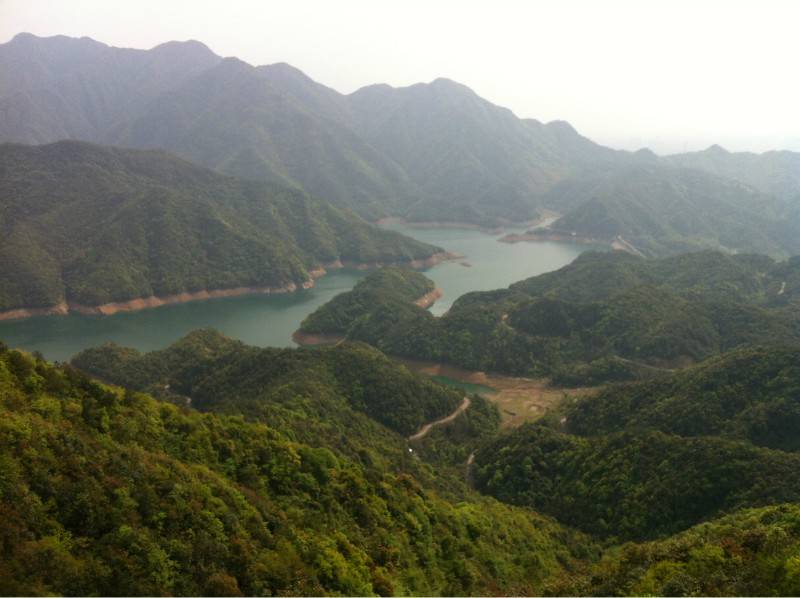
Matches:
[0,225,588,361]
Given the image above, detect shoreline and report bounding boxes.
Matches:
[292,286,444,346]
[376,216,543,235]
[499,230,644,257]
[0,252,456,322]
[413,287,443,309]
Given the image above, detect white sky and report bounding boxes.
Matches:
[1,0,798,154]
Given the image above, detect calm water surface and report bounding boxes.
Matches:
[0,224,588,361]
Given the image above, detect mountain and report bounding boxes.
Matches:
[669,144,800,200]
[298,252,800,384]
[347,80,626,223]
[0,33,633,225]
[115,57,418,219]
[2,33,798,249]
[536,164,800,257]
[0,334,591,596]
[72,329,461,438]
[473,346,800,540]
[0,33,221,144]
[0,140,440,315]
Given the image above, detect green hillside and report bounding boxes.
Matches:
[567,503,800,596]
[299,266,435,335]
[300,253,800,384]
[669,144,800,200]
[473,346,800,541]
[0,335,598,596]
[0,141,439,313]
[72,329,460,438]
[541,165,799,257]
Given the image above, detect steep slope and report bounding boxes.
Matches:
[0,34,635,225]
[0,33,221,144]
[348,80,626,223]
[116,58,416,219]
[572,503,800,596]
[0,140,440,315]
[565,346,800,451]
[539,165,798,257]
[71,329,461,438]
[669,144,800,200]
[3,32,797,242]
[298,266,437,336]
[0,340,590,596]
[473,346,800,540]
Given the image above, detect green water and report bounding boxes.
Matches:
[0,225,589,361]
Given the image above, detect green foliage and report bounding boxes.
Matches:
[73,329,462,438]
[300,266,435,334]
[544,165,800,257]
[566,346,800,451]
[306,250,800,385]
[569,503,800,596]
[0,141,439,311]
[475,424,800,540]
[0,340,591,596]
[474,345,800,542]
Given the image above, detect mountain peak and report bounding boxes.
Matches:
[150,39,217,59]
[546,120,579,135]
[705,143,729,154]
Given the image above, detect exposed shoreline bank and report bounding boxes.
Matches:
[376,216,543,235]
[0,252,457,322]
[499,230,643,256]
[291,286,444,346]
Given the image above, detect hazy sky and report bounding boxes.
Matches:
[2,0,798,154]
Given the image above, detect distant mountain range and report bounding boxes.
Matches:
[3,32,799,245]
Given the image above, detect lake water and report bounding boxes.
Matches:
[0,224,588,361]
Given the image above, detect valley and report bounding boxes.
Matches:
[2,21,800,597]
[0,224,588,361]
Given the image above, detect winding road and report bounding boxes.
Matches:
[408,396,471,441]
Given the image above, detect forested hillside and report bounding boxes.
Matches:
[473,346,800,542]
[540,165,800,257]
[0,339,593,596]
[299,253,800,384]
[669,143,800,200]
[7,329,800,595]
[299,267,436,336]
[0,33,623,224]
[0,141,439,314]
[9,31,799,241]
[72,329,461,438]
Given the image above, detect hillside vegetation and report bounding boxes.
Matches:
[541,165,800,257]
[0,141,438,313]
[473,346,800,542]
[299,253,800,384]
[0,338,595,596]
[299,267,435,335]
[11,330,800,595]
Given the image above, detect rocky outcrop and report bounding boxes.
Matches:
[414,287,443,309]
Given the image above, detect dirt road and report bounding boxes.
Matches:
[408,396,471,441]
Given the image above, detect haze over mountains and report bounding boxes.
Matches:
[3,32,799,251]
[4,23,800,597]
